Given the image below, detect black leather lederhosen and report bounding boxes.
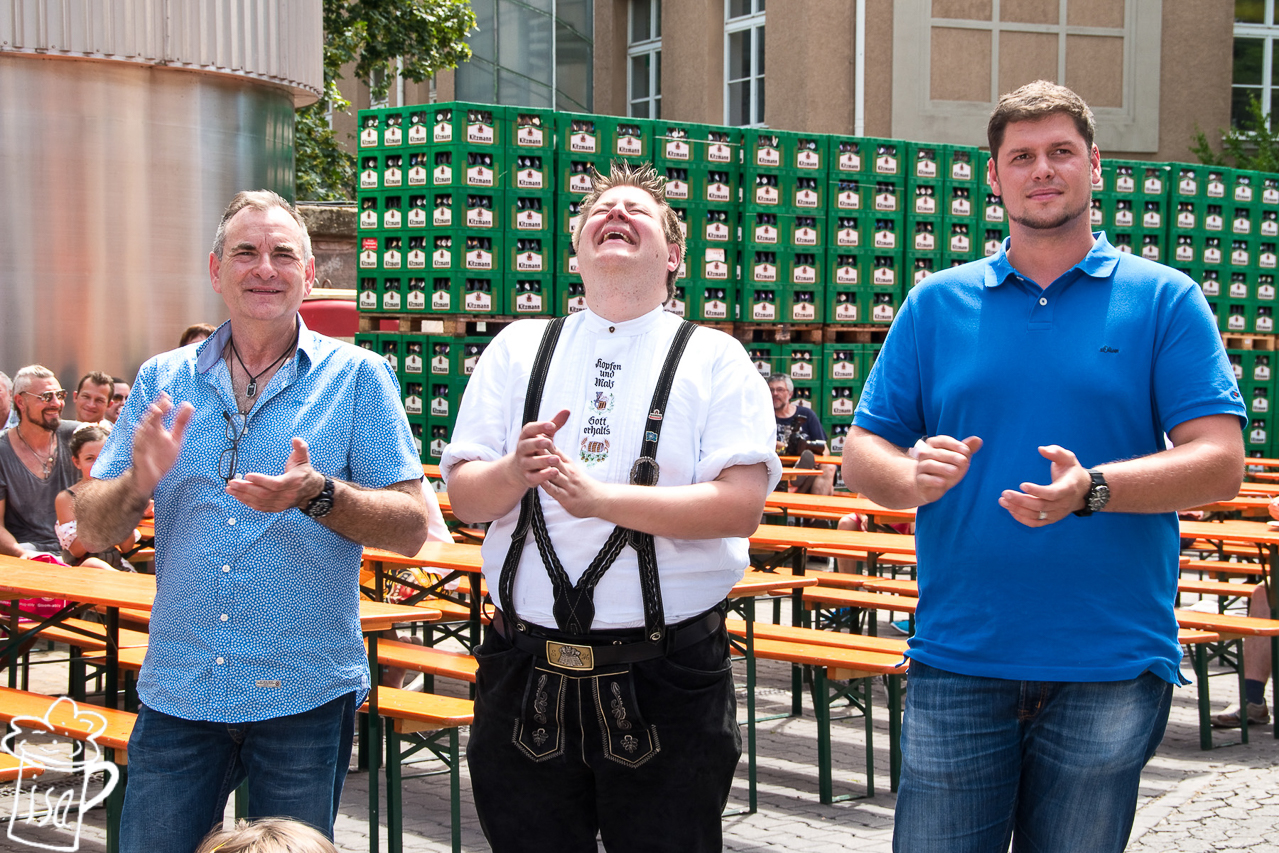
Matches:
[494,315,719,766]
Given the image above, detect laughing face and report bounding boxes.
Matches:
[575,185,680,285]
[209,206,315,326]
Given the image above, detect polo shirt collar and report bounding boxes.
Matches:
[984,231,1121,288]
[196,314,317,376]
[579,304,669,336]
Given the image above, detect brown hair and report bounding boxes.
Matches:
[69,424,109,459]
[76,371,113,395]
[180,323,218,347]
[987,80,1096,162]
[194,819,338,853]
[571,160,685,299]
[212,190,312,261]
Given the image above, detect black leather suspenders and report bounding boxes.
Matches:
[497,316,698,646]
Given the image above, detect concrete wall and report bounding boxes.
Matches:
[661,1,725,123]
[1155,1,1233,163]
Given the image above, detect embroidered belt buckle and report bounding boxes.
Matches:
[546,640,595,671]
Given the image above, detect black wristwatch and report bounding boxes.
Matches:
[302,475,335,519]
[1073,470,1110,517]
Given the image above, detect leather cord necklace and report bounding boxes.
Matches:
[14,428,55,477]
[228,324,300,400]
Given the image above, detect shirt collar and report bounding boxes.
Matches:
[196,315,318,375]
[579,304,670,336]
[984,231,1121,288]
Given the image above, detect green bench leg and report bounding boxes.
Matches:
[888,673,902,792]
[386,727,403,853]
[105,751,126,853]
[1194,643,1213,751]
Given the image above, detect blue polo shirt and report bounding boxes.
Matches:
[94,318,422,722]
[854,234,1245,684]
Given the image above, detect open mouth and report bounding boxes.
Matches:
[599,227,634,245]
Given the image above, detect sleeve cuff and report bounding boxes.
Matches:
[440,443,505,485]
[696,448,783,492]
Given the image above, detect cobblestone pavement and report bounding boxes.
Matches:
[9,609,1279,853]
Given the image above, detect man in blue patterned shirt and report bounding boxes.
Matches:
[79,190,429,852]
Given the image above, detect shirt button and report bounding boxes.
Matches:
[216,657,225,665]
[220,614,228,622]
[609,326,616,333]
[222,565,230,573]
[1038,297,1048,306]
[227,518,236,526]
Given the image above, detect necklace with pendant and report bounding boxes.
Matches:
[15,428,55,477]
[229,325,300,400]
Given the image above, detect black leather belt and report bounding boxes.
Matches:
[491,608,722,672]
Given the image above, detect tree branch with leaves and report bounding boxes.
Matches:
[1191,93,1279,174]
[296,0,476,201]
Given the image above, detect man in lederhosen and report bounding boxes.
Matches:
[442,160,779,852]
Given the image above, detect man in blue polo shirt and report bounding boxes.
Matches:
[845,81,1246,853]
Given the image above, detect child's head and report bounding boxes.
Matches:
[69,424,109,479]
[194,819,338,853]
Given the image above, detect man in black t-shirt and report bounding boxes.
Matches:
[768,374,834,495]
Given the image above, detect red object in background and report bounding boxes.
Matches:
[299,299,357,337]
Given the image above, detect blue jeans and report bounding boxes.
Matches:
[893,661,1172,853]
[119,693,356,853]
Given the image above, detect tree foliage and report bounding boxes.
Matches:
[296,0,476,201]
[1190,93,1279,174]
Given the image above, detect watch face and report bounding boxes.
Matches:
[1088,484,1111,512]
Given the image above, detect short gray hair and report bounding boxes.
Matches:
[13,365,55,397]
[767,373,794,394]
[0,371,11,394]
[212,190,312,261]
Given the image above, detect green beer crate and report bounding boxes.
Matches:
[945,184,979,220]
[556,275,588,315]
[828,252,867,288]
[746,343,783,378]
[830,178,868,215]
[507,152,553,193]
[789,286,824,324]
[509,236,552,277]
[825,286,862,324]
[505,106,556,153]
[824,344,862,383]
[461,273,504,314]
[909,143,946,183]
[507,192,554,236]
[741,286,790,324]
[830,216,865,252]
[830,137,870,177]
[403,276,430,313]
[508,276,554,316]
[945,146,981,184]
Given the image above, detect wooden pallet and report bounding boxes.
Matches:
[821,325,892,344]
[1223,333,1276,351]
[732,323,826,344]
[358,313,423,334]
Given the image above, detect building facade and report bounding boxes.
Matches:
[334,1,1256,165]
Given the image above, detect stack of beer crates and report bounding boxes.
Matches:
[735,129,828,326]
[1172,166,1279,336]
[505,106,558,317]
[654,121,741,323]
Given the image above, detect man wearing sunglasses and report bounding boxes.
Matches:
[77,189,429,852]
[0,365,80,558]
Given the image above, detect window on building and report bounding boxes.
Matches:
[369,66,389,109]
[628,0,662,118]
[455,0,593,111]
[725,0,765,127]
[1234,0,1279,127]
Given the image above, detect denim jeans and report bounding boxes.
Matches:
[893,660,1172,853]
[467,620,741,853]
[119,693,356,853]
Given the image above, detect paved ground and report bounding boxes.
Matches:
[6,599,1279,853]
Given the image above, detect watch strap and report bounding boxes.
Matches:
[303,475,335,518]
[1072,470,1107,517]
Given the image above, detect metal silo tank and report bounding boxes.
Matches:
[0,0,322,391]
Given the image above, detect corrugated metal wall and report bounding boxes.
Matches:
[0,0,322,391]
[0,0,322,103]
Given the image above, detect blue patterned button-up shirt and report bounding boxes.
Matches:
[94,318,421,723]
